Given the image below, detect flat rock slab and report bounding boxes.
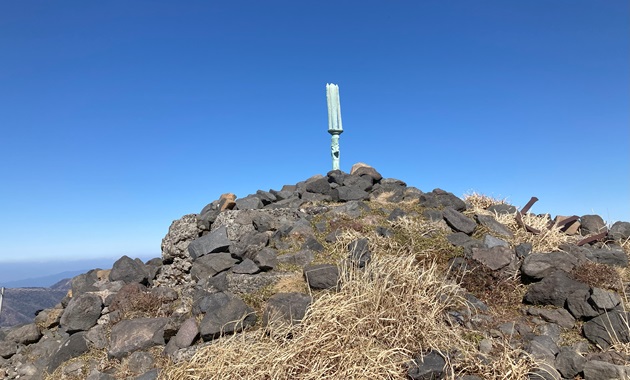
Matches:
[521,252,580,281]
[108,318,169,359]
[527,307,576,329]
[589,287,621,311]
[471,246,514,271]
[188,226,231,260]
[524,270,589,307]
[476,214,513,238]
[263,292,312,329]
[583,310,630,349]
[443,207,476,234]
[190,252,239,282]
[585,246,628,267]
[303,264,339,290]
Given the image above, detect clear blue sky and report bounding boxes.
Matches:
[1,1,628,265]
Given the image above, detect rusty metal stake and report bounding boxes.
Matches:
[577,231,609,246]
[516,197,541,234]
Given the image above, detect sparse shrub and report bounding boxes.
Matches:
[109,283,164,319]
[570,261,622,291]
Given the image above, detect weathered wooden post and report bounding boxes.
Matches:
[326,83,343,171]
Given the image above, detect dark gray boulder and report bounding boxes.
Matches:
[407,350,446,380]
[4,323,41,345]
[387,208,407,221]
[520,252,581,281]
[71,269,100,296]
[447,232,484,257]
[47,332,89,373]
[332,186,369,202]
[108,318,169,359]
[554,347,586,379]
[163,317,199,356]
[199,292,256,341]
[348,238,371,268]
[263,292,312,329]
[583,310,630,349]
[326,169,347,185]
[60,293,103,333]
[524,270,589,307]
[589,287,621,312]
[580,215,607,236]
[369,183,406,203]
[188,226,232,260]
[475,214,513,238]
[482,234,509,249]
[232,259,260,275]
[515,242,533,258]
[253,248,278,271]
[235,195,264,210]
[609,221,630,241]
[255,190,276,205]
[471,246,514,271]
[443,207,476,235]
[109,255,149,284]
[190,253,239,282]
[305,176,332,195]
[342,175,373,192]
[350,165,382,182]
[0,341,17,359]
[566,287,600,319]
[230,232,269,259]
[527,307,575,329]
[301,236,324,252]
[419,189,466,211]
[583,360,628,379]
[585,246,628,267]
[303,264,339,290]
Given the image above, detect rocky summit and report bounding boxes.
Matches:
[1,163,630,379]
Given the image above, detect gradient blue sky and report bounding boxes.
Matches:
[1,1,628,267]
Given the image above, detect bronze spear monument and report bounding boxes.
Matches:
[326,83,343,170]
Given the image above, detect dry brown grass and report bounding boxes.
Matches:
[109,284,166,319]
[464,192,508,210]
[160,226,538,379]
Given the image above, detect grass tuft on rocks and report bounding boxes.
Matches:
[160,227,537,379]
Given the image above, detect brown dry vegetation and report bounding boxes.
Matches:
[159,199,541,379]
[45,193,630,379]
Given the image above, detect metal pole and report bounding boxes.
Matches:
[326,83,343,170]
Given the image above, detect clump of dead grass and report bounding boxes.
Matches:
[570,261,623,291]
[161,254,469,379]
[464,192,507,211]
[160,238,537,379]
[494,212,579,253]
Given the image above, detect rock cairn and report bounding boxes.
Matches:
[1,163,629,379]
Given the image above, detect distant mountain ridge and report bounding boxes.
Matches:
[0,270,86,289]
[0,286,70,328]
